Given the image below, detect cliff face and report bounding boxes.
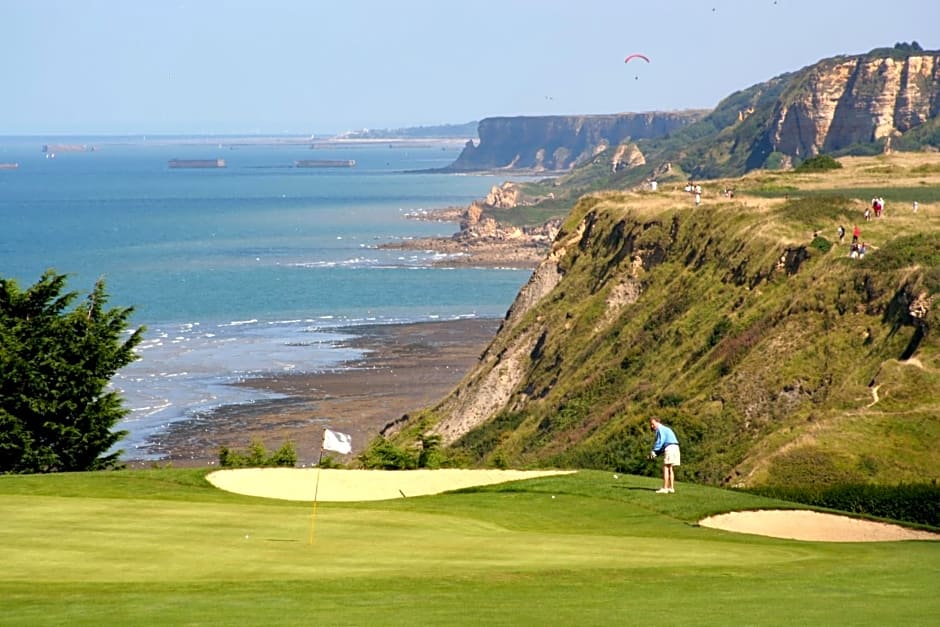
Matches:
[448,112,705,172]
[385,155,940,489]
[440,50,940,184]
[768,53,940,158]
[488,48,940,184]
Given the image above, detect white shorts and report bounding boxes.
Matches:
[663,444,681,466]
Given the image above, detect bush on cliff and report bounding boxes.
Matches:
[358,433,450,470]
[795,154,842,172]
[218,439,297,468]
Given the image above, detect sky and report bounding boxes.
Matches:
[1,0,937,136]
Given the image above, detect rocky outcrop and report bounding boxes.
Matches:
[611,143,646,172]
[562,47,940,179]
[430,329,538,445]
[766,52,940,159]
[485,182,528,208]
[447,112,706,172]
[484,182,557,209]
[426,218,582,444]
[457,202,525,240]
[425,49,940,183]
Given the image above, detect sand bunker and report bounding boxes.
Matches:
[700,509,940,542]
[206,468,574,502]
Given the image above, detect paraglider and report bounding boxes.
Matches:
[624,53,649,80]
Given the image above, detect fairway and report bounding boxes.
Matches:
[1,469,938,626]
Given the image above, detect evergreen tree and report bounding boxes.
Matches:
[0,271,144,473]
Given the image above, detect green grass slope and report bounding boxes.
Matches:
[0,468,938,626]
[405,154,940,490]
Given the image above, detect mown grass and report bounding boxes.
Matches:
[1,468,938,626]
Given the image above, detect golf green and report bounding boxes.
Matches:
[0,469,937,625]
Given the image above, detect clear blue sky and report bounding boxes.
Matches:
[2,0,936,135]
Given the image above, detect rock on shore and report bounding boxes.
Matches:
[387,191,558,269]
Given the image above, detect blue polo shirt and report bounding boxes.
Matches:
[652,424,679,455]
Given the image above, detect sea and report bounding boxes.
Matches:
[0,136,532,459]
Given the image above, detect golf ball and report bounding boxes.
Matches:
[613,474,619,479]
[551,495,556,499]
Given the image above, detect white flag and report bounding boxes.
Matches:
[322,428,352,455]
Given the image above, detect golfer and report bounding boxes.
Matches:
[649,417,680,494]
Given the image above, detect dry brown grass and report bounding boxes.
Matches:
[589,154,940,227]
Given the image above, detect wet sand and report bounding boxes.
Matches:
[132,318,502,468]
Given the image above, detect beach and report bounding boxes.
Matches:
[135,317,503,467]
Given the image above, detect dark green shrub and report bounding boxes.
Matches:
[218,446,237,468]
[810,235,833,253]
[796,155,842,172]
[358,437,417,469]
[764,152,787,170]
[317,455,344,469]
[268,441,298,466]
[747,483,940,527]
[453,410,528,461]
[707,318,733,348]
[658,392,685,408]
[417,433,443,469]
[245,440,267,466]
[218,439,296,468]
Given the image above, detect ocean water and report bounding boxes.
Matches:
[0,137,531,458]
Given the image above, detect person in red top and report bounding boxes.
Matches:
[852,225,860,243]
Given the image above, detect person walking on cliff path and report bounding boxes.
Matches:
[649,417,680,494]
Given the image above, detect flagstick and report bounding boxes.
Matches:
[308,441,325,546]
[308,428,351,545]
